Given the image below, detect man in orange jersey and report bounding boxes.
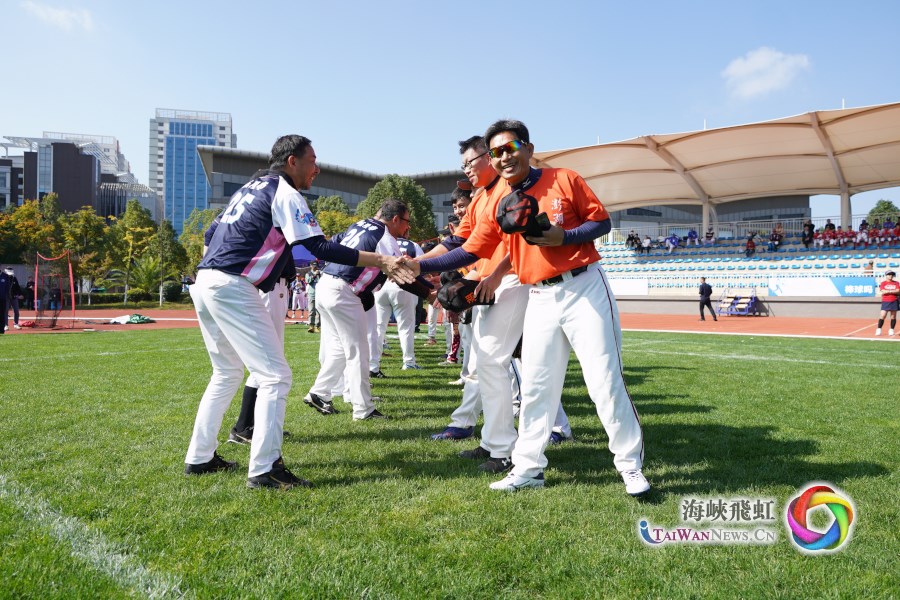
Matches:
[417,135,525,472]
[411,120,647,496]
[420,135,575,470]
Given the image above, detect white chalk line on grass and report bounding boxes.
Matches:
[0,474,188,599]
[628,343,895,368]
[0,337,322,363]
[623,326,895,343]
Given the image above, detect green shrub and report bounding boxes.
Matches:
[163,281,183,302]
[128,288,151,302]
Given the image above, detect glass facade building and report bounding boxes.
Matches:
[149,109,235,233]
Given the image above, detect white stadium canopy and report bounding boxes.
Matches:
[532,101,900,228]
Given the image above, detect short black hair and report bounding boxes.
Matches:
[484,119,530,147]
[421,241,438,253]
[450,187,471,205]
[378,198,409,221]
[458,135,487,155]
[269,135,312,169]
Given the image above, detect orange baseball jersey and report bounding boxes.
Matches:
[462,168,606,285]
[453,181,510,280]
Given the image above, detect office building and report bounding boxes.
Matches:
[149,109,236,233]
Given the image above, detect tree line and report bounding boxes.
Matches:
[0,174,438,302]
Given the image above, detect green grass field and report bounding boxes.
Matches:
[0,327,897,598]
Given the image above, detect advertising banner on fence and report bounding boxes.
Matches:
[768,277,876,297]
[609,278,649,296]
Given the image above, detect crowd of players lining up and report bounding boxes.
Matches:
[182,120,650,497]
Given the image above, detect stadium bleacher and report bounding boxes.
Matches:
[599,221,897,298]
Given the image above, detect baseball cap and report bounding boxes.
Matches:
[886,271,896,276]
[437,278,495,312]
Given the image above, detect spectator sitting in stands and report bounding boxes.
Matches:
[641,235,652,255]
[686,227,700,247]
[768,228,783,252]
[665,232,680,254]
[813,228,825,249]
[626,230,640,250]
[844,226,857,249]
[824,219,836,232]
[880,224,894,249]
[745,236,756,258]
[801,225,814,250]
[868,225,883,249]
[774,222,785,236]
[863,260,874,276]
[824,227,837,249]
[855,226,868,250]
[833,226,846,248]
[704,226,716,246]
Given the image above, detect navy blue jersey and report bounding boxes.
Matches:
[323,218,401,295]
[397,238,423,259]
[205,214,295,281]
[200,171,322,292]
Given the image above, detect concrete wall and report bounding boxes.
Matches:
[615,295,877,319]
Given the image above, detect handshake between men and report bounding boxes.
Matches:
[380,254,418,285]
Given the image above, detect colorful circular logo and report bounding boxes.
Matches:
[785,483,856,553]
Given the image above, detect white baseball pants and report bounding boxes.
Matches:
[370,281,418,371]
[308,274,375,419]
[512,264,644,478]
[186,269,292,478]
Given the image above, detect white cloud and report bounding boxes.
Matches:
[722,47,810,100]
[21,1,94,31]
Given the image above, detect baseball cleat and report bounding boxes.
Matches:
[227,428,253,445]
[447,378,465,386]
[401,363,422,370]
[478,457,513,474]
[875,328,882,336]
[304,393,338,415]
[489,472,545,492]
[430,426,474,441]
[360,408,390,420]
[621,469,651,497]
[458,446,490,460]
[247,457,313,490]
[370,370,388,379]
[184,453,237,475]
[548,431,574,445]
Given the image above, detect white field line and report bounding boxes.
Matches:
[0,338,320,363]
[622,326,895,342]
[624,337,892,367]
[0,474,188,599]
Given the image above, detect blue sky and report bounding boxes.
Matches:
[3,0,899,218]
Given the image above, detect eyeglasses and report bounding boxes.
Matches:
[398,216,410,223]
[461,151,488,172]
[488,140,526,159]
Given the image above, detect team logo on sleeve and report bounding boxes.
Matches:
[295,210,318,227]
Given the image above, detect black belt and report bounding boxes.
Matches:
[539,265,589,287]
